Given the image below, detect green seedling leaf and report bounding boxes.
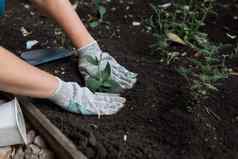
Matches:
[86,78,102,92]
[86,55,99,65]
[204,83,218,91]
[101,62,111,81]
[98,6,106,20]
[95,0,101,8]
[177,67,192,79]
[102,79,120,92]
[108,79,120,89]
[89,21,99,28]
[102,81,112,88]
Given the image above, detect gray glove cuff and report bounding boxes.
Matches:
[77,41,102,58]
[48,78,73,107]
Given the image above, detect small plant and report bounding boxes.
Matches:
[89,0,107,28]
[85,55,120,93]
[149,0,232,100]
[149,0,216,52]
[177,42,231,99]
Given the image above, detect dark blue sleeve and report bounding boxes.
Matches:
[0,0,6,16]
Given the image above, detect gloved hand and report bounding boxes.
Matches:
[49,78,126,115]
[77,41,137,92]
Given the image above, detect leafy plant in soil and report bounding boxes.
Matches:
[89,0,107,28]
[149,0,232,100]
[176,41,231,100]
[150,0,216,52]
[85,55,120,93]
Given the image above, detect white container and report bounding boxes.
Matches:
[0,98,27,146]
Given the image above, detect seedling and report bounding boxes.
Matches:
[89,0,107,28]
[85,55,120,93]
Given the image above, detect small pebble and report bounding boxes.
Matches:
[34,136,47,149]
[88,132,97,146]
[0,146,12,159]
[25,154,38,159]
[54,70,59,74]
[132,21,141,26]
[24,146,33,159]
[128,14,133,18]
[39,149,54,159]
[27,130,36,145]
[13,147,24,159]
[24,4,30,9]
[29,144,41,155]
[123,135,127,142]
[158,2,172,9]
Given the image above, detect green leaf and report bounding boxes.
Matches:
[102,81,112,88]
[108,80,120,90]
[95,0,101,8]
[102,79,120,92]
[98,6,106,20]
[176,67,192,79]
[86,55,99,65]
[89,21,99,28]
[204,83,218,91]
[101,62,111,81]
[86,78,102,92]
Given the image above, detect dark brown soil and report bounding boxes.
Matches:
[1,0,238,159]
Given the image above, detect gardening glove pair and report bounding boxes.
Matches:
[77,41,137,93]
[49,78,126,115]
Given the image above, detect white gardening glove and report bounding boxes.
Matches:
[48,78,126,115]
[77,41,137,92]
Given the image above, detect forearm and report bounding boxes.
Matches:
[31,0,94,48]
[0,47,58,98]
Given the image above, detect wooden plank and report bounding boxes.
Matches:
[18,97,87,159]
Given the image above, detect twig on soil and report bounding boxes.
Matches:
[230,72,238,76]
[204,105,222,121]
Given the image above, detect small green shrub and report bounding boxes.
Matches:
[89,0,107,28]
[150,0,216,51]
[149,0,232,99]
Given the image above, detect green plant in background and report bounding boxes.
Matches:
[150,0,216,51]
[85,55,120,92]
[149,0,232,100]
[89,0,107,28]
[177,42,231,99]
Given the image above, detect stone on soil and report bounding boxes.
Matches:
[39,149,54,159]
[0,146,12,159]
[27,130,36,144]
[29,144,41,155]
[88,132,97,146]
[24,146,39,159]
[34,136,47,148]
[13,147,24,159]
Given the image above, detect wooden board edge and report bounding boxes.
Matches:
[17,96,87,159]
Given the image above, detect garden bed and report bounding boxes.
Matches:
[1,0,238,159]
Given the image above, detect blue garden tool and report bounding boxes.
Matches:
[0,0,5,16]
[20,48,75,66]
